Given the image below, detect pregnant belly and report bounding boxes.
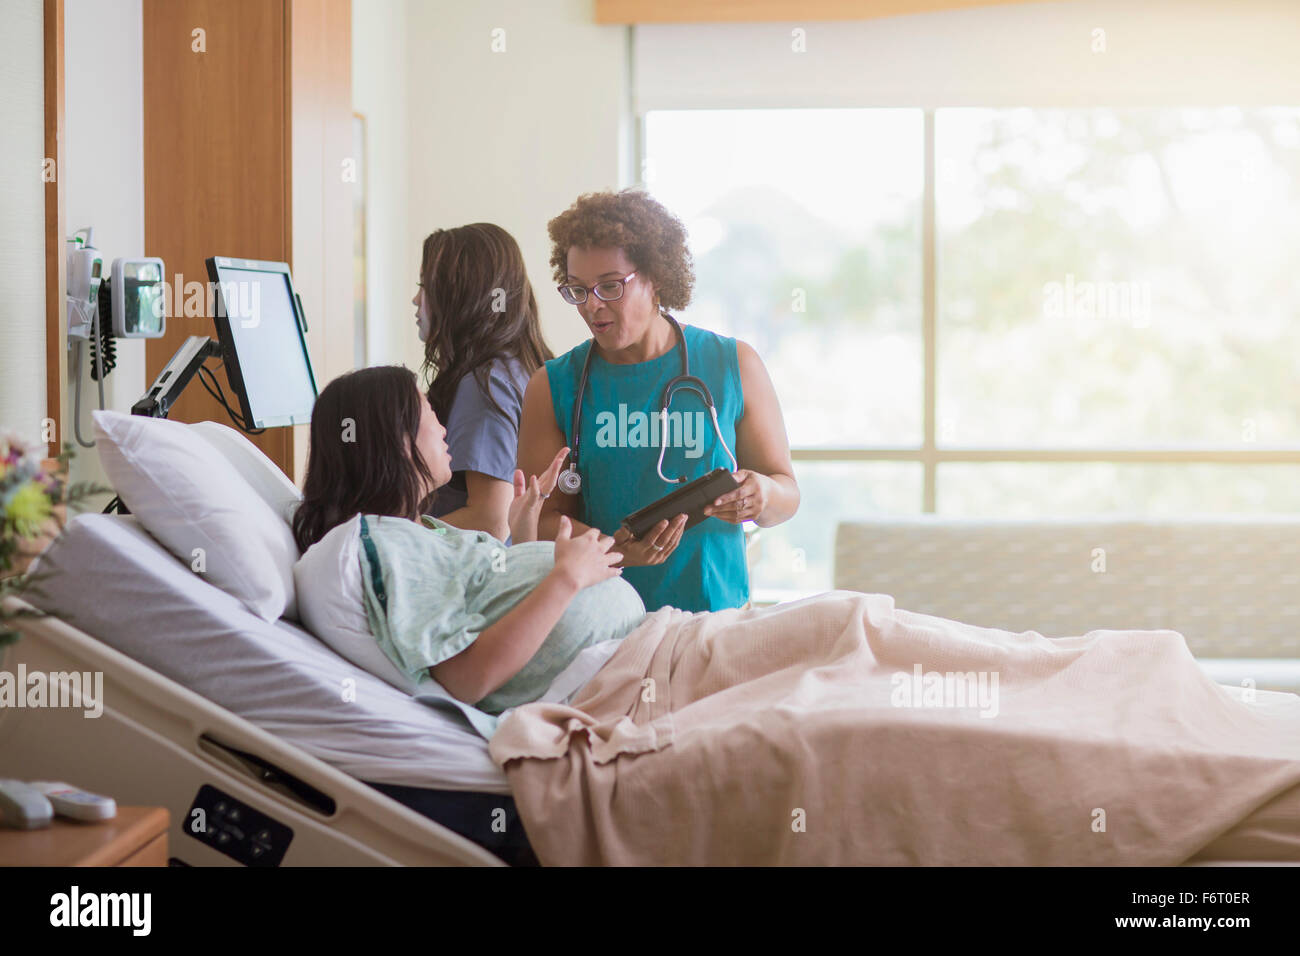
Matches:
[565,574,648,644]
[475,575,648,715]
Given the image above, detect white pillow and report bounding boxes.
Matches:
[191,420,302,523]
[293,515,419,694]
[91,410,299,621]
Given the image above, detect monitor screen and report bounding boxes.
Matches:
[206,258,318,428]
[119,259,165,336]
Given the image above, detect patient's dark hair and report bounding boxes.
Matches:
[419,223,553,423]
[292,366,435,552]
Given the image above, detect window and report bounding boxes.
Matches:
[644,109,923,450]
[643,107,1300,596]
[938,108,1300,449]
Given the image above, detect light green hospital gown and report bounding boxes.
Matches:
[358,514,647,715]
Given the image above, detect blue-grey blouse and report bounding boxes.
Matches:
[427,356,531,519]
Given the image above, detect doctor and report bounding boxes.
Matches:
[517,189,799,612]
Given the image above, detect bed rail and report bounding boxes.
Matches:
[0,597,501,866]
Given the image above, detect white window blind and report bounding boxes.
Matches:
[633,0,1300,112]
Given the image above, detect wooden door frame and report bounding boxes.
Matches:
[44,0,65,460]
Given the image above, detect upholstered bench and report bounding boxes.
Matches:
[834,517,1300,693]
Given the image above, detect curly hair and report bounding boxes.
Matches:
[547,189,695,311]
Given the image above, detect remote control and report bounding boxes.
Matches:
[27,782,117,822]
[0,779,54,829]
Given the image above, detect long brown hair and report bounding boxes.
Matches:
[291,366,434,552]
[419,223,553,423]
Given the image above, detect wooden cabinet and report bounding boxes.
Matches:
[0,806,169,867]
[142,0,353,483]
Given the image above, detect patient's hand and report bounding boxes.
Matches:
[508,446,569,543]
[551,515,623,590]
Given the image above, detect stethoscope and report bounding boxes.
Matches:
[557,311,739,495]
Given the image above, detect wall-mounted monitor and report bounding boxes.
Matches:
[205,256,318,428]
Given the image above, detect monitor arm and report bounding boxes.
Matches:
[131,335,223,418]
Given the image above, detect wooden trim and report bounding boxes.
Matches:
[287,0,354,485]
[43,0,65,460]
[284,0,298,481]
[283,0,294,278]
[595,0,1048,24]
[116,831,169,867]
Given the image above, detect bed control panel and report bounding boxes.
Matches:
[184,785,293,867]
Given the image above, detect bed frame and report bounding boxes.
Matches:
[0,598,499,866]
[5,595,1294,866]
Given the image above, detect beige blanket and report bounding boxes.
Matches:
[488,591,1300,865]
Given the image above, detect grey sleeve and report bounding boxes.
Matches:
[442,359,527,484]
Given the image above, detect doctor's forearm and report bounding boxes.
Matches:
[538,509,597,541]
[756,473,800,528]
[438,505,509,545]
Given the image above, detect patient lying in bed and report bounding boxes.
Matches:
[294,366,1300,866]
[293,364,648,716]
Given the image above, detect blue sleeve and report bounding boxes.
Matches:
[443,359,527,483]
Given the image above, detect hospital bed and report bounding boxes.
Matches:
[1,513,523,866]
[4,511,1299,866]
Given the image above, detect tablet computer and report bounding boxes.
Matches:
[620,468,741,540]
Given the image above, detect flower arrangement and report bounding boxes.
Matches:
[1,432,112,647]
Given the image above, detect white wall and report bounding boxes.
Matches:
[62,0,145,492]
[402,0,631,364]
[0,0,47,447]
[352,0,412,370]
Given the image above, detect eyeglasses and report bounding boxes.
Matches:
[557,271,637,305]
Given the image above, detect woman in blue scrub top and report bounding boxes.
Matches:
[517,190,800,612]
[414,223,554,544]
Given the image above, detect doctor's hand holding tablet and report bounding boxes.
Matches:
[517,189,801,613]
